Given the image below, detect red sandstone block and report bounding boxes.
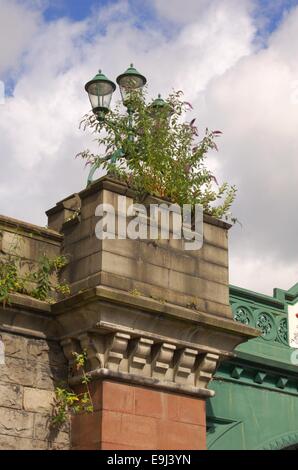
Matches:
[71,411,102,449]
[102,381,134,414]
[74,381,103,412]
[134,387,165,419]
[167,394,206,426]
[101,410,158,449]
[157,421,206,450]
[71,381,206,450]
[88,381,103,411]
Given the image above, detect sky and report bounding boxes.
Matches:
[0,0,298,295]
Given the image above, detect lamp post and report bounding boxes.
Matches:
[149,93,173,119]
[84,64,147,186]
[85,70,116,121]
[116,64,147,109]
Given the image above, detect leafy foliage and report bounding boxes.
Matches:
[0,236,70,306]
[31,255,70,302]
[0,256,24,307]
[51,351,93,427]
[78,89,236,219]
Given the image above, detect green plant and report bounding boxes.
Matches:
[65,209,81,223]
[78,89,236,219]
[0,235,28,306]
[0,236,70,306]
[51,351,93,427]
[31,254,70,302]
[130,288,141,297]
[0,256,24,307]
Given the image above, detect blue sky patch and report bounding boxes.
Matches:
[41,0,298,39]
[43,0,111,22]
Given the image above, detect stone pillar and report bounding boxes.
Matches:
[48,176,259,450]
[71,381,206,450]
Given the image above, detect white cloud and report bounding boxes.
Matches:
[0,0,297,294]
[0,0,42,76]
[230,255,298,296]
[153,0,254,26]
[198,6,298,293]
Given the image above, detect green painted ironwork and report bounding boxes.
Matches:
[86,148,125,187]
[116,64,147,90]
[207,283,298,450]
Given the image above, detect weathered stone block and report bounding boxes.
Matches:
[64,252,102,284]
[1,332,28,359]
[168,270,228,304]
[71,234,102,261]
[0,383,23,409]
[203,222,228,249]
[103,237,140,261]
[62,217,94,245]
[196,259,229,285]
[0,434,49,450]
[0,408,34,438]
[1,357,35,387]
[201,243,228,267]
[27,339,66,366]
[2,231,59,261]
[23,388,55,413]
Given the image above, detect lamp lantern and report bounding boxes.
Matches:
[116,64,147,106]
[85,70,116,118]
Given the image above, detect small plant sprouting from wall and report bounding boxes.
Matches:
[0,235,70,306]
[30,255,70,302]
[78,89,237,220]
[51,351,94,427]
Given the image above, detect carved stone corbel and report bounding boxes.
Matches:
[105,332,131,371]
[128,337,154,375]
[174,348,198,384]
[152,342,176,380]
[195,353,220,389]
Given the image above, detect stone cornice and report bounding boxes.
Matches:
[53,285,259,399]
[0,293,58,339]
[0,214,62,244]
[53,285,259,339]
[5,293,52,313]
[69,367,216,398]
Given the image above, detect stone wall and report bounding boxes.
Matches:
[0,215,70,450]
[0,331,69,450]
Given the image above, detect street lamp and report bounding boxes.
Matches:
[116,64,147,107]
[84,64,147,186]
[149,94,174,123]
[85,70,116,119]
